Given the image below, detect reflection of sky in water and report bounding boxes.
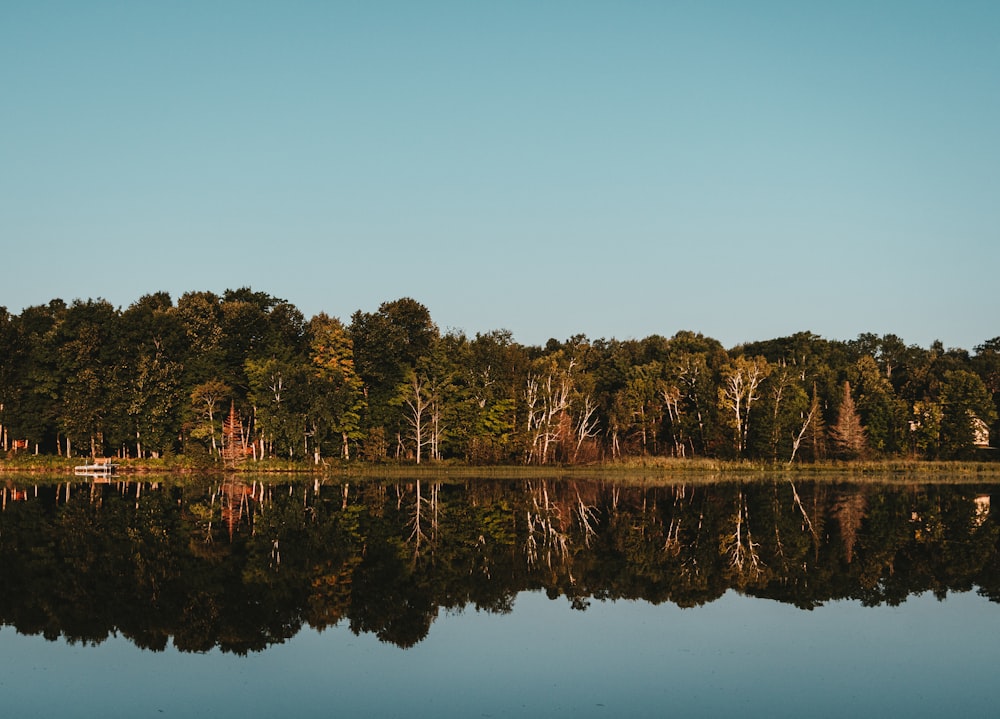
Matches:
[3,589,998,718]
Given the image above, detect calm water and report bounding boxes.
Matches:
[1,474,998,717]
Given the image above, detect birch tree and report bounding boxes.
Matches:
[395,369,433,463]
[247,358,307,459]
[191,379,230,456]
[523,356,575,465]
[672,351,715,456]
[718,355,770,457]
[789,385,821,464]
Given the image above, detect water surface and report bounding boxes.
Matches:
[1,474,997,717]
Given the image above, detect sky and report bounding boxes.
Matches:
[2,1,998,351]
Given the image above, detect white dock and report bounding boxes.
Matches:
[74,458,117,477]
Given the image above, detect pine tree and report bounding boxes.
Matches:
[221,402,245,470]
[830,381,867,459]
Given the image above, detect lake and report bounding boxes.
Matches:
[1,474,998,717]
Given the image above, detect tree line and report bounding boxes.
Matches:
[0,288,997,463]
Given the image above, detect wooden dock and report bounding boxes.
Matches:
[74,457,117,477]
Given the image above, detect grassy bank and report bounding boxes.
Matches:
[3,453,999,482]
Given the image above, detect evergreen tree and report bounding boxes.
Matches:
[830,381,867,459]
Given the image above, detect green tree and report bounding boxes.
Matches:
[849,355,906,456]
[0,307,19,451]
[176,291,226,390]
[910,400,943,458]
[349,298,438,444]
[190,379,231,457]
[456,330,523,463]
[120,293,187,457]
[521,351,579,465]
[937,370,996,459]
[4,301,66,453]
[615,362,664,457]
[666,348,719,457]
[220,289,305,394]
[127,351,183,458]
[307,313,365,461]
[247,357,308,459]
[752,364,809,461]
[972,337,1000,447]
[55,299,124,457]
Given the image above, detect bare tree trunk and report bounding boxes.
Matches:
[788,393,819,465]
[572,394,599,463]
[789,481,819,545]
[209,404,217,454]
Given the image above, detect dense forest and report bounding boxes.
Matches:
[0,289,997,464]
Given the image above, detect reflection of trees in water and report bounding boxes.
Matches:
[402,480,438,564]
[833,490,868,564]
[1,477,999,651]
[722,487,764,582]
[525,481,569,572]
[220,476,254,540]
[523,480,601,583]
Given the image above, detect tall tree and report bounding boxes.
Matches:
[120,293,186,458]
[522,352,577,465]
[127,351,183,458]
[349,298,438,444]
[972,338,1000,448]
[453,330,524,463]
[668,349,718,457]
[754,363,809,462]
[176,291,225,390]
[394,369,433,463]
[910,400,943,459]
[246,357,308,459]
[789,384,822,464]
[308,314,365,461]
[829,381,867,459]
[937,370,996,459]
[617,362,664,456]
[0,307,18,451]
[718,355,770,457]
[849,355,906,456]
[55,299,124,457]
[5,300,66,453]
[190,379,231,456]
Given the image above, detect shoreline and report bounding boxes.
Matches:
[3,455,999,482]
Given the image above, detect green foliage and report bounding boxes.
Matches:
[848,355,907,456]
[938,370,997,459]
[2,290,998,466]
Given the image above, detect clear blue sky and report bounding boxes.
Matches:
[2,1,997,350]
